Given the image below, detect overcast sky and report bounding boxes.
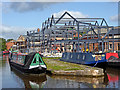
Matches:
[1,1,119,40]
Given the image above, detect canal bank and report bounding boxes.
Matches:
[43,57,104,77]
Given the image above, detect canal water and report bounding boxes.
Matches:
[1,55,120,89]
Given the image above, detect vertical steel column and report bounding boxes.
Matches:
[84,42,86,53]
[107,41,109,51]
[50,28,52,54]
[30,31,32,52]
[72,26,74,52]
[66,29,68,52]
[112,32,114,52]
[47,30,50,53]
[77,22,80,52]
[73,42,75,52]
[64,42,66,52]
[102,40,104,53]
[88,43,89,52]
[50,41,52,54]
[98,27,100,51]
[43,29,45,53]
[48,31,50,53]
[63,23,67,52]
[29,31,31,51]
[60,43,62,53]
[54,29,56,54]
[93,43,94,52]
[91,30,92,39]
[87,27,89,52]
[107,28,109,50]
[26,31,29,53]
[33,31,35,51]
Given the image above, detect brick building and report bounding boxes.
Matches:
[6,40,16,50]
[16,35,27,50]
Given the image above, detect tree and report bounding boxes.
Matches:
[0,38,6,51]
[7,39,13,42]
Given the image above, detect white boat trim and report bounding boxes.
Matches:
[41,65,47,68]
[29,65,47,69]
[29,65,39,69]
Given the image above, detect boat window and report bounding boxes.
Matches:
[33,58,36,63]
[39,57,42,63]
[83,55,85,60]
[64,54,66,57]
[77,55,80,59]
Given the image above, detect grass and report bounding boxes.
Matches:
[43,57,93,71]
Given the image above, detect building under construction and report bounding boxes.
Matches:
[26,12,120,54]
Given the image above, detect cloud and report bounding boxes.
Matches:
[0,24,36,40]
[2,1,119,13]
[2,2,56,13]
[110,14,120,22]
[53,10,89,18]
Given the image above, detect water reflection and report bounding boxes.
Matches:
[10,67,47,88]
[10,67,108,88]
[43,75,107,88]
[106,68,120,88]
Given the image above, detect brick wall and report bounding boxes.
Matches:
[6,41,16,50]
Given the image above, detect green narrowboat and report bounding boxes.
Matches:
[9,52,47,74]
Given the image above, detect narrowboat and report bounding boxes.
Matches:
[2,50,9,55]
[60,52,107,69]
[9,52,47,74]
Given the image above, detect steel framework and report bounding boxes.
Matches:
[26,12,120,54]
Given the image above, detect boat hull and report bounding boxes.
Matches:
[9,61,46,74]
[107,59,120,69]
[86,62,107,70]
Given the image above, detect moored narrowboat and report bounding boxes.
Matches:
[2,50,9,55]
[9,52,47,74]
[60,52,107,69]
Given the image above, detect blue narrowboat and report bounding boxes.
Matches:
[60,52,107,69]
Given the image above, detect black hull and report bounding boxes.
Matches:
[107,62,120,69]
[107,58,120,69]
[9,61,46,74]
[86,62,108,70]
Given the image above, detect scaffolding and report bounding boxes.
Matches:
[26,12,120,54]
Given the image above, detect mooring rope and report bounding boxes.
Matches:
[92,60,99,67]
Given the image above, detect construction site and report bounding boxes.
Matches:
[25,12,120,57]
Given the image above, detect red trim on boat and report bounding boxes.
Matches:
[106,53,119,60]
